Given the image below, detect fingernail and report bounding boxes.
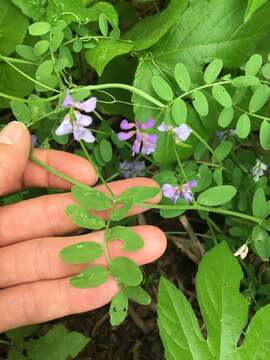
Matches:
[0,122,26,145]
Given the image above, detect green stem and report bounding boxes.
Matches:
[235,106,270,122]
[0,55,37,66]
[79,140,115,198]
[29,154,92,191]
[103,218,111,264]
[138,202,262,225]
[173,141,188,182]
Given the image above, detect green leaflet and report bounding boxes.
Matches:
[123,0,188,50]
[249,84,270,113]
[60,242,102,264]
[260,120,270,150]
[158,242,253,360]
[65,205,105,230]
[236,114,251,139]
[251,226,270,260]
[71,185,111,211]
[122,286,151,305]
[70,265,110,288]
[245,53,263,76]
[107,226,144,252]
[118,186,160,203]
[110,290,128,326]
[252,188,267,219]
[203,58,223,84]
[197,185,237,206]
[174,62,191,92]
[109,256,143,286]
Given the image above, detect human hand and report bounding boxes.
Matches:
[0,122,166,332]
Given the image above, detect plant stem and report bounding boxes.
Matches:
[79,140,115,198]
[173,141,188,182]
[103,218,111,264]
[138,202,262,225]
[29,154,93,191]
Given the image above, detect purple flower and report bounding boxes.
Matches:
[55,90,97,143]
[118,118,158,156]
[119,160,146,178]
[158,122,192,143]
[55,112,95,143]
[162,180,197,204]
[31,134,38,148]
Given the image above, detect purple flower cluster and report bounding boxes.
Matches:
[162,180,197,204]
[117,118,192,156]
[118,119,158,156]
[55,90,97,143]
[119,160,146,179]
[158,122,192,143]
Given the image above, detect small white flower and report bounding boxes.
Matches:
[234,244,249,260]
[251,159,268,182]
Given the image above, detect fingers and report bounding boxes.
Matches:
[0,226,167,332]
[0,277,118,332]
[0,178,161,245]
[0,226,167,288]
[22,148,97,190]
[0,122,30,196]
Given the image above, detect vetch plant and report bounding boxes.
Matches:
[2,0,270,357]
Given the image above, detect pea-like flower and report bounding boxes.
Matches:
[55,90,97,143]
[158,122,192,142]
[118,118,158,156]
[251,159,268,182]
[233,244,248,260]
[119,160,146,179]
[162,180,197,204]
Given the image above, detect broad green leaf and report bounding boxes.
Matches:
[10,101,31,125]
[110,257,143,286]
[99,13,108,36]
[28,21,51,36]
[85,39,133,76]
[196,242,248,358]
[99,139,112,162]
[118,186,160,203]
[171,99,187,125]
[197,185,237,206]
[151,76,174,102]
[203,59,223,84]
[252,225,270,260]
[218,107,234,128]
[11,0,46,20]
[192,90,209,117]
[123,286,151,305]
[212,84,232,108]
[213,141,233,162]
[260,120,270,150]
[245,0,268,22]
[158,277,211,360]
[110,290,128,326]
[245,53,263,76]
[70,265,110,288]
[236,114,251,139]
[231,75,259,88]
[0,63,35,108]
[65,205,105,230]
[25,325,89,360]
[149,0,270,80]
[110,199,133,221]
[0,0,29,56]
[123,0,188,50]
[158,242,252,360]
[252,188,267,219]
[107,226,144,252]
[237,304,270,358]
[249,85,270,113]
[175,62,191,92]
[60,242,102,264]
[71,185,111,211]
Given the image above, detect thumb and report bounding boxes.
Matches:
[0,121,30,196]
